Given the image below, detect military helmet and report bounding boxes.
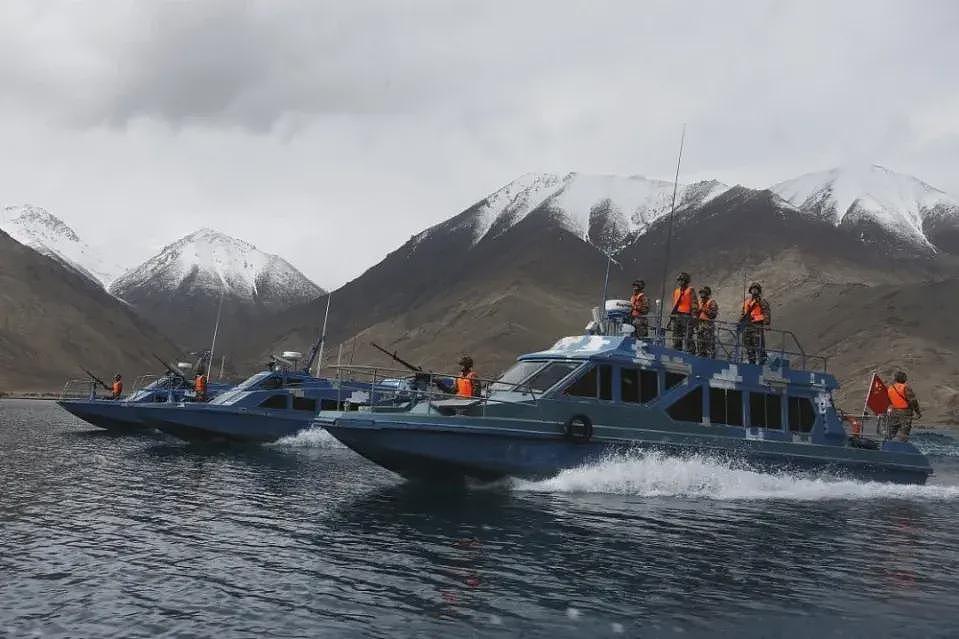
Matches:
[632,279,645,288]
[749,282,762,294]
[459,355,474,369]
[699,286,712,296]
[894,371,907,383]
[677,271,691,284]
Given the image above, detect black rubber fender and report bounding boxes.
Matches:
[564,414,593,442]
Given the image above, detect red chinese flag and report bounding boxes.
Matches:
[865,374,891,415]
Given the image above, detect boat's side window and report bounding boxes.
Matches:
[320,399,340,411]
[665,372,686,390]
[621,368,659,403]
[259,394,288,409]
[292,397,317,412]
[788,396,816,433]
[709,388,743,426]
[563,365,613,400]
[667,386,703,423]
[749,393,782,429]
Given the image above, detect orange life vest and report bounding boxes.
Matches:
[455,371,478,398]
[672,286,694,314]
[630,292,647,318]
[112,381,123,397]
[888,382,910,409]
[743,298,765,323]
[195,375,208,395]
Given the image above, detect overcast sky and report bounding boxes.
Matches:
[1,1,957,288]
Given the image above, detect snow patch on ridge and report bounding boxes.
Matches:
[110,228,323,304]
[771,164,958,246]
[467,173,730,249]
[0,204,121,286]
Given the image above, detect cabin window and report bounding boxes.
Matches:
[526,362,582,393]
[788,396,816,433]
[749,393,782,429]
[665,372,687,390]
[320,399,340,411]
[667,386,703,423]
[621,368,659,404]
[709,388,743,426]
[292,397,317,412]
[259,394,288,409]
[489,361,548,392]
[563,365,613,400]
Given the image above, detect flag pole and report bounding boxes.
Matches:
[861,371,876,419]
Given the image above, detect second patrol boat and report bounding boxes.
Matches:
[316,302,934,485]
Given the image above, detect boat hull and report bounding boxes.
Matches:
[135,404,315,443]
[57,400,151,433]
[322,416,933,485]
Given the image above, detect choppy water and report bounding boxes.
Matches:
[3,399,959,638]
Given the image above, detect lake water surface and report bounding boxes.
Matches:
[2,399,958,638]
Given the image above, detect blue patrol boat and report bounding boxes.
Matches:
[134,342,391,443]
[57,357,229,433]
[317,303,934,485]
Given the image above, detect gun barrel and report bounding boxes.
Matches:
[370,342,423,372]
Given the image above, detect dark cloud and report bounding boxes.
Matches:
[0,1,956,287]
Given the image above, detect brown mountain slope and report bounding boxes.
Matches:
[0,230,180,392]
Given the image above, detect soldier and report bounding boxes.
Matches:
[110,374,123,400]
[741,282,771,364]
[696,286,719,358]
[887,371,922,441]
[671,272,698,352]
[629,279,650,338]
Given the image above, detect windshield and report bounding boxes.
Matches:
[489,361,547,392]
[489,360,581,393]
[525,361,582,392]
[234,371,275,391]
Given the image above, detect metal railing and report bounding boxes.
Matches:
[330,365,545,418]
[843,413,895,440]
[629,313,829,372]
[60,379,99,401]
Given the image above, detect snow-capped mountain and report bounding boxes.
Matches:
[110,228,323,304]
[0,204,121,286]
[771,164,959,250]
[439,172,729,251]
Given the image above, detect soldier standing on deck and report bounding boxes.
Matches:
[741,282,771,364]
[671,272,698,352]
[887,371,922,442]
[696,286,719,358]
[629,279,650,338]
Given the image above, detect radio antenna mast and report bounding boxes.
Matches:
[657,124,687,335]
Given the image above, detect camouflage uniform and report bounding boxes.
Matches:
[887,381,920,441]
[630,290,650,338]
[671,278,698,353]
[696,295,719,358]
[742,296,771,364]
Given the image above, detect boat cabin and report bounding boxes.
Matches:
[479,333,848,446]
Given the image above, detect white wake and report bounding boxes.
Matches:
[271,426,344,448]
[512,452,959,501]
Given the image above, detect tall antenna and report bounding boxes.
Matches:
[207,290,224,379]
[314,293,332,377]
[657,124,687,334]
